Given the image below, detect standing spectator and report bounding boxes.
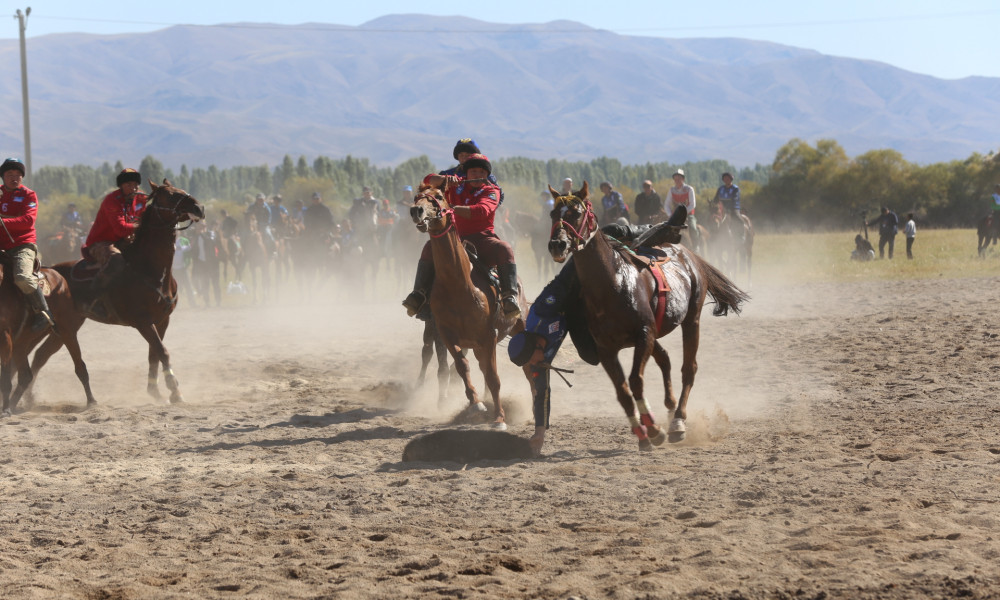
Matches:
[397,185,415,212]
[867,206,899,259]
[598,181,629,224]
[904,213,916,260]
[303,192,334,241]
[173,231,195,306]
[634,180,663,225]
[191,220,222,307]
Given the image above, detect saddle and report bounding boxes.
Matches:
[608,238,673,335]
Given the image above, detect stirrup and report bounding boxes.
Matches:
[501,295,521,318]
[30,312,54,333]
[402,291,427,317]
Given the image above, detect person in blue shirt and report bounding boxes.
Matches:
[507,208,688,455]
[598,181,629,224]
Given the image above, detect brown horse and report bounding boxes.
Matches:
[409,184,527,428]
[0,261,95,415]
[547,182,749,451]
[705,198,754,285]
[25,181,204,405]
[977,213,997,257]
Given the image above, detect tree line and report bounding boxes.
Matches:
[27,139,1000,233]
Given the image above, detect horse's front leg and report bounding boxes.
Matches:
[598,348,650,451]
[629,332,666,447]
[473,344,505,430]
[443,340,481,413]
[1,361,13,417]
[671,318,701,443]
[138,319,182,404]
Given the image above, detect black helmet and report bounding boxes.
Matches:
[116,168,142,187]
[453,138,480,159]
[463,153,491,175]
[0,157,26,177]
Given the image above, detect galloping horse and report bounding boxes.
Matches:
[547,182,748,451]
[0,262,95,415]
[705,198,754,284]
[409,184,527,428]
[27,180,204,405]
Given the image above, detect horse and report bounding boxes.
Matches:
[704,198,754,285]
[408,184,528,428]
[977,213,998,257]
[26,180,204,405]
[512,211,556,282]
[0,261,95,415]
[547,182,749,451]
[39,227,84,265]
[241,214,272,304]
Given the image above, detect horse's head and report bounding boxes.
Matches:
[409,184,453,236]
[547,181,597,263]
[146,179,205,229]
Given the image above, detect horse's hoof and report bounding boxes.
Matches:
[491,421,507,432]
[470,401,487,413]
[668,418,686,443]
[638,438,654,452]
[1,409,10,419]
[170,396,185,405]
[648,426,667,446]
[668,431,687,443]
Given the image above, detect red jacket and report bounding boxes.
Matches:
[84,190,149,251]
[422,175,500,237]
[0,185,38,250]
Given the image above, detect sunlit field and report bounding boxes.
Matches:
[752,228,997,284]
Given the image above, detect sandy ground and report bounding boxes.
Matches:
[1,269,999,599]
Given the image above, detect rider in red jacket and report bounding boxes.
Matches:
[81,168,148,296]
[403,153,520,318]
[0,157,53,331]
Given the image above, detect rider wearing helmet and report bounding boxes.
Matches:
[404,153,521,318]
[440,138,504,204]
[81,168,150,303]
[0,157,53,331]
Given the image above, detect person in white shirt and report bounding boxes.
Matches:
[665,169,700,249]
[904,213,916,259]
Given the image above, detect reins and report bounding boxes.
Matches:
[551,195,598,250]
[415,191,456,239]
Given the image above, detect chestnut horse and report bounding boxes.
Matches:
[24,181,204,405]
[548,182,748,451]
[0,263,95,415]
[409,184,527,429]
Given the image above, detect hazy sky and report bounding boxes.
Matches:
[3,1,997,80]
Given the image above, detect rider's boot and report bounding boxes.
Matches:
[402,259,435,317]
[498,263,521,318]
[628,205,688,248]
[25,288,55,333]
[732,209,746,242]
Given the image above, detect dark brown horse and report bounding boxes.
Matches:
[547,182,748,451]
[977,213,997,257]
[705,198,754,285]
[26,180,204,405]
[0,263,95,415]
[409,184,527,428]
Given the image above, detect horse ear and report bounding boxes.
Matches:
[548,185,559,199]
[580,181,589,199]
[162,178,172,187]
[149,180,159,193]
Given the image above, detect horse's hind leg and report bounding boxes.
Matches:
[61,330,96,406]
[671,319,701,443]
[647,341,675,447]
[445,341,482,413]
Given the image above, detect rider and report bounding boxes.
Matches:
[0,157,53,331]
[348,186,379,232]
[598,181,630,224]
[992,184,1000,236]
[441,138,505,204]
[713,172,744,240]
[81,167,149,302]
[245,193,274,245]
[666,169,700,248]
[269,195,289,233]
[61,202,84,232]
[302,191,335,242]
[507,207,689,455]
[634,180,662,225]
[403,153,521,318]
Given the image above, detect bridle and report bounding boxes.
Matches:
[550,194,598,251]
[414,191,456,238]
[145,186,199,231]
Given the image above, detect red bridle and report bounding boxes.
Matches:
[550,195,598,250]
[414,191,456,238]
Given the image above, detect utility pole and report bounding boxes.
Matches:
[15,7,31,178]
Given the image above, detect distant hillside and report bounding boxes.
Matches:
[1,15,998,170]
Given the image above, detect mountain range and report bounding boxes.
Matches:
[1,14,998,171]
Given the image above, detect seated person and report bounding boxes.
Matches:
[851,234,875,261]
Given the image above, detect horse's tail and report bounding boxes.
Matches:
[688,251,750,317]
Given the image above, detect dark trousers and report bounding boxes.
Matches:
[906,237,914,259]
[878,234,895,259]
